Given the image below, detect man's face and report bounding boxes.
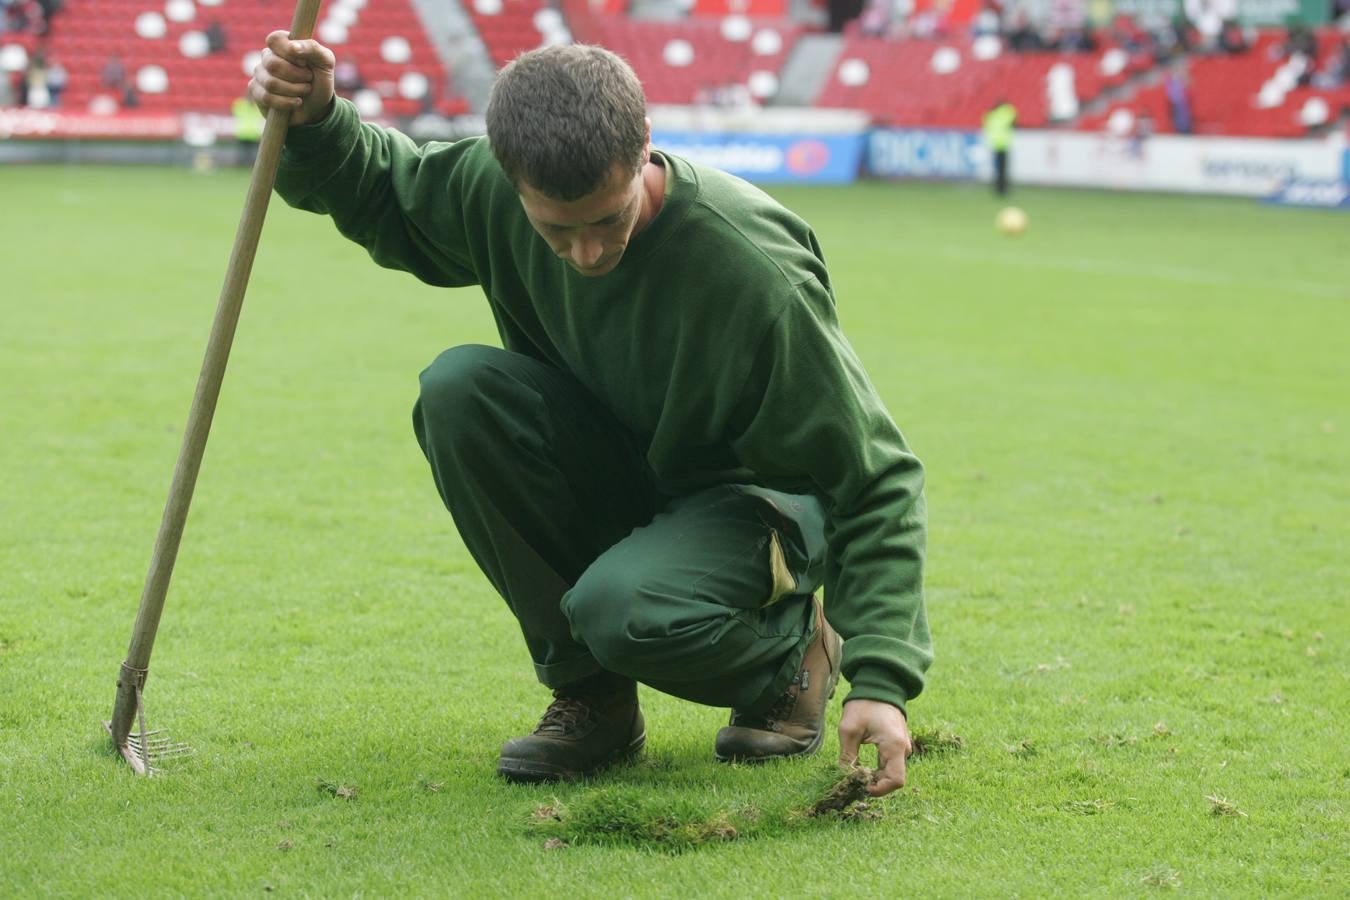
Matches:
[517,160,647,278]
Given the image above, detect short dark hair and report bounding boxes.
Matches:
[485,44,648,201]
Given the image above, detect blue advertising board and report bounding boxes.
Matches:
[1264,178,1350,210]
[651,130,864,184]
[866,128,985,180]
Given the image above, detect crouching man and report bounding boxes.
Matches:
[250,37,931,796]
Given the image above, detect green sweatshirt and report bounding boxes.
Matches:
[275,98,931,712]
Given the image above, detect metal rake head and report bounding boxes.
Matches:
[105,666,193,776]
[118,727,194,775]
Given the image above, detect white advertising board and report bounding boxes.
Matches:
[1010,131,1346,197]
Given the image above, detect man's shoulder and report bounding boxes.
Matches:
[659,151,825,289]
[666,152,790,218]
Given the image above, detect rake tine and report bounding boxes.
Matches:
[127,735,194,753]
[127,740,174,752]
[151,747,195,760]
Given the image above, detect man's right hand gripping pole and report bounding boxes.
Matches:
[248,31,336,126]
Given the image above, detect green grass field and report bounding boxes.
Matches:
[1,165,1346,896]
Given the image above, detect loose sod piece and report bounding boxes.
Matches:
[103,0,325,775]
[803,765,876,817]
[528,764,893,851]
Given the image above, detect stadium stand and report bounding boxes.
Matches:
[814,38,1095,128]
[467,0,553,69]
[2,0,1346,140]
[466,0,799,106]
[3,0,466,117]
[1080,30,1350,137]
[565,3,801,106]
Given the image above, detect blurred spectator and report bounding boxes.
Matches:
[858,0,891,37]
[1184,0,1234,51]
[45,56,64,106]
[5,0,60,36]
[121,84,139,109]
[1005,11,1043,52]
[1217,19,1246,55]
[1164,69,1193,134]
[697,81,754,110]
[1283,24,1317,59]
[1059,27,1098,53]
[1127,110,1156,158]
[971,3,1001,37]
[23,48,48,107]
[205,20,227,54]
[1314,36,1349,87]
[1152,21,1191,64]
[1282,25,1317,86]
[101,53,126,90]
[909,7,940,39]
[983,99,1016,196]
[4,0,31,33]
[827,0,865,33]
[334,59,364,96]
[1109,14,1151,53]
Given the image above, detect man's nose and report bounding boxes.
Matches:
[570,233,604,268]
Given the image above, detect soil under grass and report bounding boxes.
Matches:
[1,166,1346,896]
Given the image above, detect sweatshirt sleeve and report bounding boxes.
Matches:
[729,277,932,713]
[275,97,480,288]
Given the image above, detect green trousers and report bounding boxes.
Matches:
[412,345,828,714]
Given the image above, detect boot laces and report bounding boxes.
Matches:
[535,695,593,736]
[730,611,833,733]
[732,670,806,733]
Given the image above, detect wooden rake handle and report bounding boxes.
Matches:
[109,0,325,747]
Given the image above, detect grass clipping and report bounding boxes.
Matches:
[530,765,880,852]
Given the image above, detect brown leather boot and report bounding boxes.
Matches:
[714,599,841,762]
[497,674,645,783]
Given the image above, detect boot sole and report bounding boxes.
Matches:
[713,725,825,764]
[496,732,646,784]
[713,680,838,764]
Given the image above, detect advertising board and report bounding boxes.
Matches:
[1010,131,1345,196]
[651,129,865,184]
[866,128,987,180]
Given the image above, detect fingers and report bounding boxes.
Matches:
[264,31,336,72]
[249,65,305,115]
[867,742,908,796]
[253,58,311,100]
[248,31,337,123]
[837,717,864,768]
[260,51,314,91]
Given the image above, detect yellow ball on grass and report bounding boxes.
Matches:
[995,206,1028,236]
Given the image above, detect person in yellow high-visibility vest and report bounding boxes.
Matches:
[231,95,263,166]
[982,99,1016,196]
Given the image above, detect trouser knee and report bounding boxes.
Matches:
[560,571,651,677]
[418,343,516,421]
[414,344,543,455]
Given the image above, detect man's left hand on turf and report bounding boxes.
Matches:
[837,698,913,796]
